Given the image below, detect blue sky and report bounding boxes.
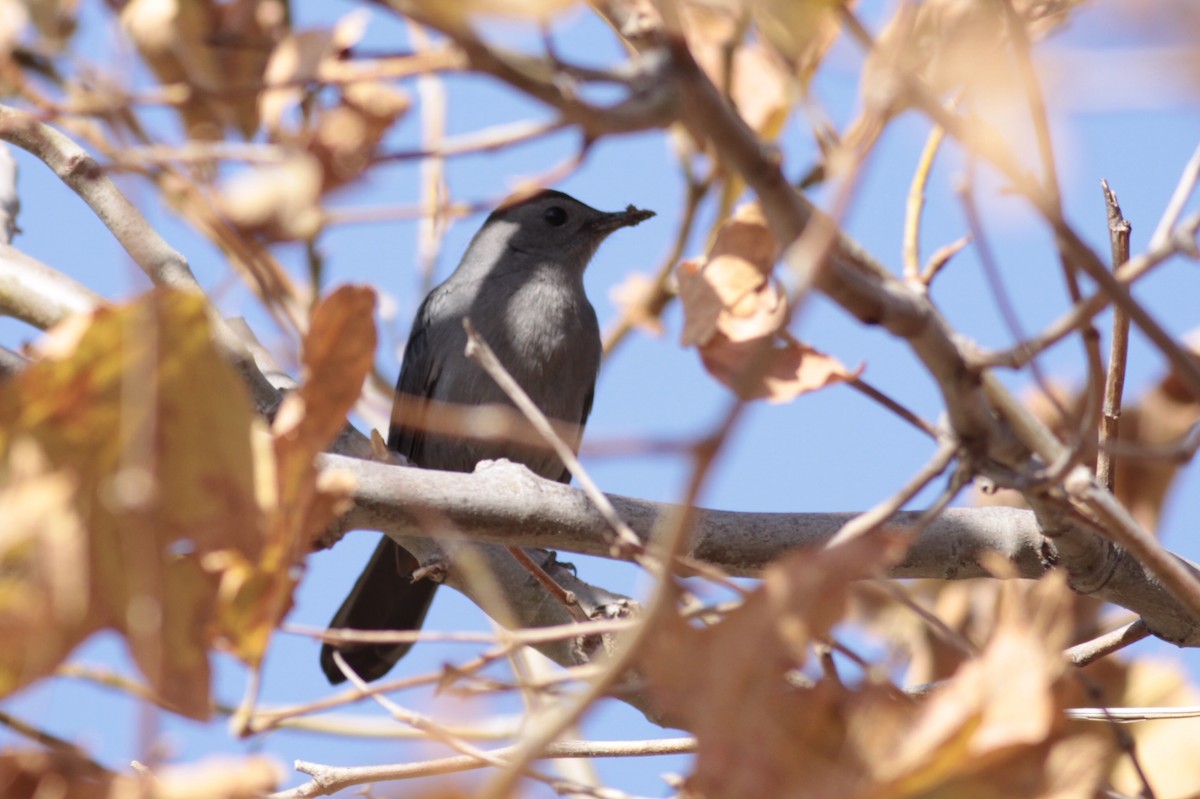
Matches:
[2,1,1200,796]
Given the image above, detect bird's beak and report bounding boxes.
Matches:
[591,205,656,234]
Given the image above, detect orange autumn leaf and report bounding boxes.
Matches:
[677,203,858,401]
[699,334,861,403]
[216,285,375,664]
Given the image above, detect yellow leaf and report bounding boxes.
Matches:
[0,288,267,719]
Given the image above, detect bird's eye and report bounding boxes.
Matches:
[543,206,568,227]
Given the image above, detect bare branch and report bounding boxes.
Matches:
[272,738,695,799]
[0,244,103,328]
[1097,180,1132,493]
[1065,620,1148,668]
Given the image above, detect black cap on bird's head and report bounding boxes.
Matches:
[483,189,655,266]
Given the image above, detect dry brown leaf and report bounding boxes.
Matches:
[749,0,845,78]
[640,534,909,797]
[0,748,113,798]
[264,11,367,133]
[1100,657,1200,798]
[699,333,860,403]
[0,289,268,719]
[129,756,282,799]
[677,203,857,401]
[310,81,410,187]
[216,285,374,664]
[400,0,577,31]
[121,0,284,140]
[24,0,76,50]
[215,0,284,138]
[645,545,1111,799]
[683,2,796,138]
[864,576,1111,799]
[260,25,338,137]
[862,0,1084,125]
[0,439,89,694]
[609,271,665,335]
[121,0,227,140]
[678,203,780,347]
[0,2,27,58]
[216,155,324,241]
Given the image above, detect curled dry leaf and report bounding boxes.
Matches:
[401,0,577,31]
[0,289,268,719]
[699,334,861,403]
[873,575,1110,799]
[121,0,283,140]
[678,203,780,347]
[677,203,859,401]
[1100,657,1200,798]
[0,749,283,799]
[750,0,848,79]
[0,439,89,694]
[862,0,1084,128]
[0,1,28,58]
[24,0,77,47]
[232,14,408,242]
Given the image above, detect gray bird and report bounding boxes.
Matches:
[320,189,654,684]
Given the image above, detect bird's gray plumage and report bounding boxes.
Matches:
[320,189,653,684]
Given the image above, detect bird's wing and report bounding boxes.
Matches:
[556,382,596,484]
[386,290,443,462]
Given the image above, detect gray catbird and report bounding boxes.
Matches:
[320,189,654,684]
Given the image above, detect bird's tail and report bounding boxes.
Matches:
[319,536,438,684]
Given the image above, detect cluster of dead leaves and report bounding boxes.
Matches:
[0,284,375,720]
[672,203,859,402]
[116,2,410,242]
[0,750,282,799]
[641,537,1115,799]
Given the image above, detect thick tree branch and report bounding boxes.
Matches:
[327,451,1200,646]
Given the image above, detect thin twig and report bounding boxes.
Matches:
[865,580,979,658]
[920,234,972,286]
[510,545,589,622]
[846,375,939,439]
[1065,705,1200,722]
[604,171,710,356]
[271,738,695,798]
[903,124,946,282]
[1064,619,1148,668]
[1097,180,1132,493]
[826,440,958,547]
[1149,142,1200,250]
[462,317,646,559]
[479,398,748,799]
[975,213,1200,369]
[0,709,110,774]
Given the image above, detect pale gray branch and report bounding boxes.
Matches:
[272,738,695,799]
[324,451,1200,647]
[0,244,103,328]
